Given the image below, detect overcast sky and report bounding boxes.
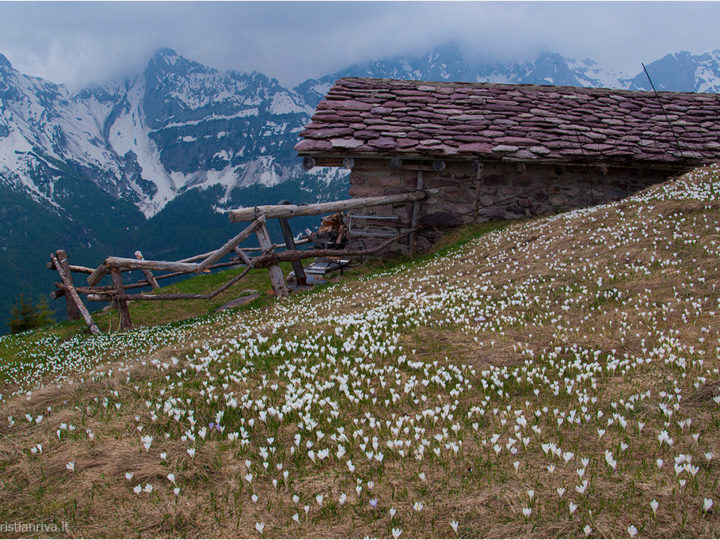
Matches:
[0,1,719,90]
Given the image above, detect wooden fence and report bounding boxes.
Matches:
[48,191,426,334]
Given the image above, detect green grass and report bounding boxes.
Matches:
[0,222,512,391]
[3,163,720,537]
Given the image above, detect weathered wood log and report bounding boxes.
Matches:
[104,257,201,274]
[55,250,81,321]
[255,221,289,298]
[135,251,160,290]
[55,282,115,295]
[118,264,254,301]
[87,263,110,287]
[233,246,254,267]
[228,191,426,222]
[196,216,265,272]
[111,268,132,330]
[250,230,415,268]
[87,294,113,302]
[237,236,311,253]
[50,253,101,335]
[178,250,216,263]
[109,258,247,290]
[46,261,94,274]
[409,171,424,254]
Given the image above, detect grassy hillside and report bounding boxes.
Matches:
[1,165,720,538]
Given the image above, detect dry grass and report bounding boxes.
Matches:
[2,165,720,538]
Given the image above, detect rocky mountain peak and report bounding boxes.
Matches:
[0,53,12,71]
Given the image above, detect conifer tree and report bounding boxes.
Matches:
[7,294,55,334]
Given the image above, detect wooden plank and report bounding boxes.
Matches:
[55,250,81,320]
[196,216,265,272]
[134,251,160,290]
[229,191,426,222]
[255,222,289,298]
[409,171,424,254]
[50,253,101,335]
[111,268,132,330]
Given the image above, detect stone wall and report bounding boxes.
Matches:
[347,158,675,251]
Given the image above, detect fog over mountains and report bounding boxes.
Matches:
[1,42,719,330]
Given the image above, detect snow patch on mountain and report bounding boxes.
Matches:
[106,75,177,217]
[565,57,629,89]
[2,43,720,226]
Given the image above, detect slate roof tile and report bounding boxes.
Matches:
[298,77,720,166]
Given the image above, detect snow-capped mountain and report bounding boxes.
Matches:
[0,48,324,219]
[1,43,720,331]
[295,44,629,108]
[627,49,720,93]
[3,44,720,223]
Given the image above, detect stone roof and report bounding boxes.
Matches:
[295,77,720,167]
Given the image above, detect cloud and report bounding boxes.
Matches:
[0,2,718,89]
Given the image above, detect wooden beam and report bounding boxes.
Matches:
[87,294,113,302]
[46,261,94,274]
[50,253,101,335]
[233,246,254,267]
[111,268,132,330]
[87,263,110,287]
[117,264,254,302]
[229,191,426,223]
[409,171,424,254]
[104,257,200,274]
[134,251,160,290]
[255,221,289,298]
[250,229,415,268]
[473,162,485,222]
[55,250,81,321]
[196,216,265,272]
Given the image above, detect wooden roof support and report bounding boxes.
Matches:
[409,171,424,255]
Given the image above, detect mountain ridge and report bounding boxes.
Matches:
[1,43,720,331]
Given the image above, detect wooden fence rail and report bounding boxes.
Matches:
[48,191,426,334]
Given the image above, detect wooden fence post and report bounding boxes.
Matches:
[134,251,160,290]
[111,268,132,330]
[50,252,101,335]
[255,220,289,298]
[55,250,81,320]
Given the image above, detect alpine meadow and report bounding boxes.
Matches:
[1,165,719,537]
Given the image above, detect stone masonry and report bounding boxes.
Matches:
[346,158,669,251]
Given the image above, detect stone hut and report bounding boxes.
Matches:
[295,77,720,251]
